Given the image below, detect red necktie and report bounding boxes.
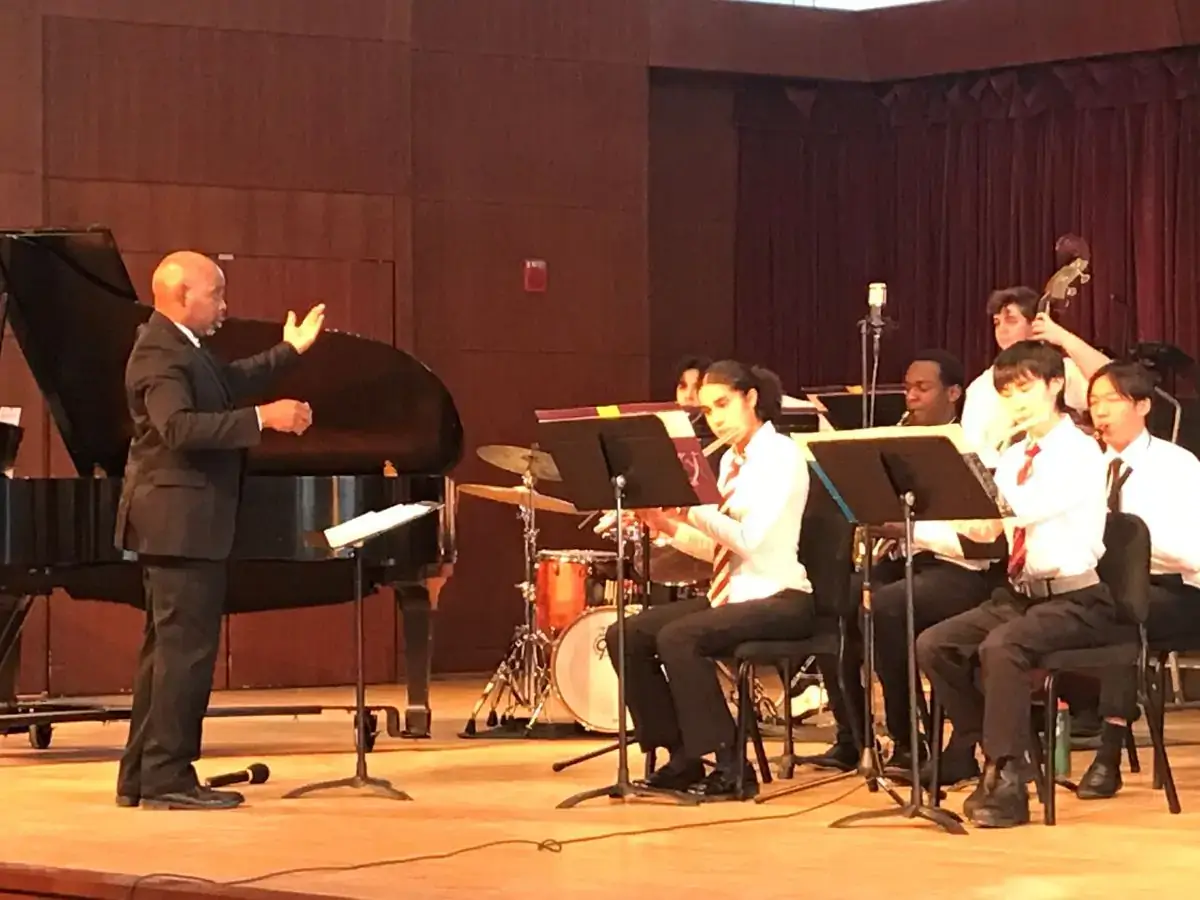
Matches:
[1006,443,1041,579]
[708,454,744,607]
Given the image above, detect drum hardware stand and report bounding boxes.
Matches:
[461,466,571,739]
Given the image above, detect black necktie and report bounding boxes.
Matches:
[1107,458,1131,513]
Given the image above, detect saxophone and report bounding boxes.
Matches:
[852,410,911,570]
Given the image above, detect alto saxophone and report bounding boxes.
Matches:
[852,410,911,570]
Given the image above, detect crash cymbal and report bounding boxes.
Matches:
[458,483,579,516]
[476,444,561,482]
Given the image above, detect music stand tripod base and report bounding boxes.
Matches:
[536,412,708,809]
[286,508,437,802]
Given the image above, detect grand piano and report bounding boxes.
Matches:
[0,226,462,749]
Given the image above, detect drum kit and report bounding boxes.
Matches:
[457,443,792,738]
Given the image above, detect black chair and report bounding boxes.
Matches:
[721,470,859,802]
[1034,512,1180,824]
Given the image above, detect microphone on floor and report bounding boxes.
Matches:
[204,762,271,789]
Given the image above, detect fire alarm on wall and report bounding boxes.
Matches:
[523,259,547,293]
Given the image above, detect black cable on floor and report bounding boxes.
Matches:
[123,781,864,899]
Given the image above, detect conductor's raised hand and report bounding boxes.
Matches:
[259,399,313,435]
[283,303,326,354]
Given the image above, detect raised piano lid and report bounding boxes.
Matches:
[0,227,463,478]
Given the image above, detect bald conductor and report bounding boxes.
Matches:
[114,251,325,810]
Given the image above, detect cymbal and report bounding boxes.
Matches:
[458,483,579,516]
[476,445,561,482]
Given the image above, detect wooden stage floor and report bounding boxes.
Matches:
[3,677,1200,899]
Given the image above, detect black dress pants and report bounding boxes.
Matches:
[606,590,815,759]
[118,557,226,797]
[817,555,995,747]
[1099,578,1200,721]
[916,582,1127,761]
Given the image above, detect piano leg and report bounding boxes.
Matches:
[397,585,434,738]
[0,593,30,707]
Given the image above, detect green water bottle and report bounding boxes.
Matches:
[1053,701,1071,778]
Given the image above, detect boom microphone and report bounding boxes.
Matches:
[204,762,270,789]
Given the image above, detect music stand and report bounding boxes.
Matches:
[284,502,440,802]
[804,427,1008,835]
[536,411,710,808]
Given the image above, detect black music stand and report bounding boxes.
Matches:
[806,432,1006,835]
[537,413,705,808]
[285,502,440,802]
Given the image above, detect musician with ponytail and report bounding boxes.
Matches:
[605,360,814,800]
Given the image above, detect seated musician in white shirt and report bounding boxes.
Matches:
[1071,361,1200,799]
[812,351,998,783]
[916,340,1123,829]
[608,360,813,801]
[961,287,1089,466]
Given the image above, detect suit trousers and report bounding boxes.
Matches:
[916,582,1126,761]
[606,590,815,760]
[817,555,995,747]
[117,557,226,796]
[1099,578,1200,721]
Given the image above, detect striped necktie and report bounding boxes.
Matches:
[1006,443,1041,580]
[708,453,744,607]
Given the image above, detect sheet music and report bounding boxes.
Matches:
[323,501,440,550]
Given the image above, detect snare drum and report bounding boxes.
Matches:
[535,549,618,633]
[551,606,637,734]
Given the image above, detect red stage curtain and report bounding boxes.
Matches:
[734,49,1200,392]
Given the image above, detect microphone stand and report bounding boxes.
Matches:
[847,312,896,797]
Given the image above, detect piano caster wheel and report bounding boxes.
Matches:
[28,724,53,750]
[355,712,378,753]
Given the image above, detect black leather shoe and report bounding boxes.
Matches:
[969,761,1030,828]
[805,740,859,772]
[115,794,140,808]
[1075,757,1122,800]
[693,765,759,801]
[635,760,705,792]
[142,787,245,810]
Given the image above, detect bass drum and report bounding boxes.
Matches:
[551,606,637,734]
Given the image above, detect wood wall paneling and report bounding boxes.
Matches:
[36,0,412,41]
[648,0,867,81]
[412,0,648,64]
[647,75,738,396]
[42,17,407,194]
[413,202,648,356]
[412,53,647,211]
[45,181,396,263]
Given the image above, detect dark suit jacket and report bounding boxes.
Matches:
[115,311,298,560]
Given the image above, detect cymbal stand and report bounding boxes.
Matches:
[461,467,553,736]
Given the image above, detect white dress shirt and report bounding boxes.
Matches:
[1105,429,1200,588]
[911,520,990,571]
[668,421,813,603]
[993,415,1107,580]
[961,356,1088,467]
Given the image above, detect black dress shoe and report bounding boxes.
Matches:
[969,761,1030,829]
[115,794,140,808]
[693,765,759,801]
[805,740,859,772]
[1075,757,1122,800]
[635,760,705,792]
[141,787,245,810]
